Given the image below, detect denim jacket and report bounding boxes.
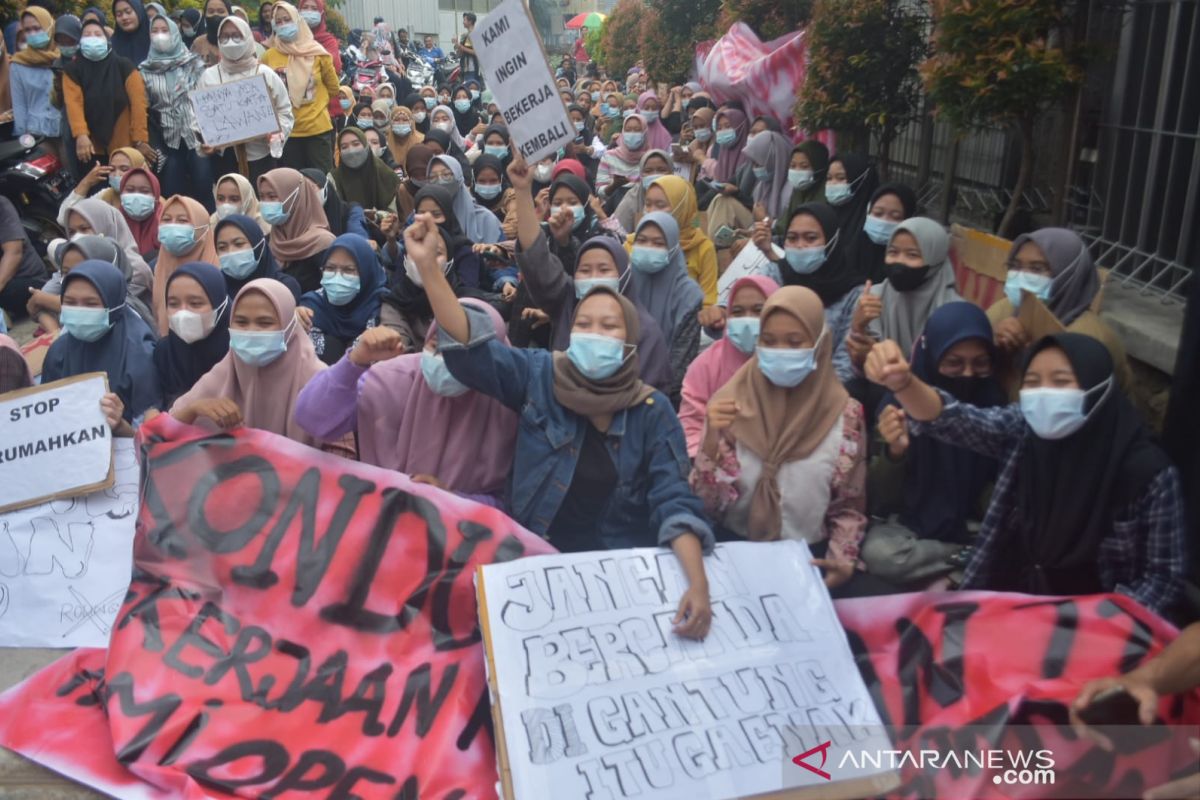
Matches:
[440,306,714,553]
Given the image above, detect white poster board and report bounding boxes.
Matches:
[0,438,138,648]
[478,541,899,800]
[718,242,784,307]
[473,0,574,163]
[190,75,281,149]
[0,373,112,514]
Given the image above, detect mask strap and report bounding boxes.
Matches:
[1082,375,1114,418]
[282,185,300,213]
[211,295,230,319]
[824,229,840,256]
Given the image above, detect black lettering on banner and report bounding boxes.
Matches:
[104,671,184,764]
[329,766,397,798]
[189,456,280,554]
[386,662,459,737]
[332,663,393,736]
[158,699,220,767]
[429,520,495,651]
[392,775,420,800]
[1095,597,1155,674]
[257,639,312,710]
[186,739,290,792]
[259,749,345,798]
[204,623,273,698]
[456,686,493,751]
[141,437,237,558]
[479,13,509,46]
[117,571,204,652]
[164,601,240,679]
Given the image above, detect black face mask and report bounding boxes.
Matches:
[885,261,931,292]
[937,374,991,404]
[205,14,224,44]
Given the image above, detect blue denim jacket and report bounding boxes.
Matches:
[440,306,714,553]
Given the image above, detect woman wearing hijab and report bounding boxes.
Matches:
[257,167,336,292]
[262,1,339,175]
[153,261,231,405]
[407,215,712,638]
[394,144,433,220]
[63,19,150,168]
[153,195,219,336]
[864,332,1186,615]
[825,153,879,241]
[178,9,202,47]
[65,197,154,290]
[863,302,1005,588]
[987,227,1131,392]
[139,15,210,208]
[44,260,161,422]
[11,7,62,141]
[471,153,512,223]
[197,16,294,183]
[447,84,481,137]
[211,172,269,233]
[743,131,794,222]
[635,90,673,151]
[298,167,369,240]
[297,233,388,365]
[702,108,754,242]
[677,105,713,180]
[631,176,719,314]
[680,275,780,456]
[842,183,917,285]
[57,146,145,223]
[116,166,162,258]
[214,213,301,299]
[596,113,649,198]
[776,141,829,235]
[609,149,672,234]
[331,127,399,213]
[691,286,867,588]
[428,154,502,243]
[110,0,150,65]
[333,85,354,132]
[387,105,423,170]
[402,92,430,135]
[51,234,157,333]
[189,0,229,66]
[171,278,327,447]
[296,0,343,125]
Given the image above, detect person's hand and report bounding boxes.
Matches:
[533,187,551,219]
[672,580,711,640]
[852,281,881,331]
[707,397,739,435]
[587,194,607,222]
[26,287,55,312]
[470,122,487,137]
[721,183,738,196]
[81,162,111,191]
[295,306,314,332]
[609,175,628,190]
[201,144,217,156]
[100,393,125,431]
[864,340,913,393]
[507,151,533,191]
[994,315,1030,354]
[501,281,517,301]
[752,202,767,222]
[76,135,94,163]
[583,146,594,157]
[878,405,910,459]
[403,212,443,272]
[730,238,749,258]
[412,473,447,490]
[1069,676,1161,752]
[698,305,724,328]
[521,307,550,328]
[349,326,405,366]
[134,142,156,163]
[846,330,875,366]
[380,212,401,240]
[547,205,574,245]
[751,219,773,258]
[191,398,244,429]
[473,242,507,259]
[811,557,855,589]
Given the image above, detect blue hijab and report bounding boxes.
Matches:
[152,262,231,403]
[43,261,161,421]
[110,0,150,64]
[214,214,301,300]
[299,233,389,343]
[894,301,1006,543]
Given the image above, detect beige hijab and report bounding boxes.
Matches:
[269,1,328,107]
[172,278,325,445]
[387,105,424,168]
[257,167,335,264]
[153,195,218,336]
[210,172,270,234]
[712,286,849,540]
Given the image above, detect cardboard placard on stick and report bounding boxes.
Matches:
[190,75,281,149]
[0,372,113,514]
[473,0,574,163]
[1016,292,1067,340]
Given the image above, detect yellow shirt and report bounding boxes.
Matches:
[260,49,339,138]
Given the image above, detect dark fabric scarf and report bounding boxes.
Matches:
[63,41,133,148]
[828,152,879,242]
[153,262,231,402]
[780,202,862,306]
[845,182,919,285]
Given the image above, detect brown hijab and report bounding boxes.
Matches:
[552,287,654,420]
[712,286,849,540]
[153,195,218,336]
[257,167,336,264]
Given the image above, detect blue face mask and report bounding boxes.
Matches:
[356,116,373,129]
[321,271,361,306]
[622,131,644,150]
[715,129,737,147]
[300,10,322,27]
[219,247,259,279]
[863,215,899,246]
[1019,379,1111,440]
[565,204,585,229]
[275,23,299,42]
[1004,270,1053,309]
[260,188,297,226]
[80,36,109,61]
[475,183,502,200]
[420,350,469,397]
[630,245,670,274]
[784,245,827,275]
[230,324,292,367]
[725,316,760,355]
[454,98,472,113]
[339,98,352,110]
[393,123,412,137]
[825,183,852,205]
[574,276,620,300]
[61,304,117,342]
[26,30,50,49]
[599,103,611,117]
[470,89,480,101]
[642,110,659,124]
[787,168,813,189]
[159,223,199,255]
[60,44,79,57]
[120,192,156,220]
[107,173,123,192]
[752,166,770,181]
[641,174,662,190]
[694,127,712,143]
[757,339,820,388]
[484,144,509,160]
[566,332,629,381]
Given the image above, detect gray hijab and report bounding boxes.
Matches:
[64,235,158,335]
[744,131,794,219]
[1007,228,1099,326]
[614,148,671,232]
[869,216,962,356]
[629,211,704,344]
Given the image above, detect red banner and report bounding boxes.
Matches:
[0,415,554,798]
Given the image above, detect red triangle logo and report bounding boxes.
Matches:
[792,740,833,781]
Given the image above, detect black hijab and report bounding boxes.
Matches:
[422,127,469,174]
[471,153,507,213]
[109,0,149,64]
[478,123,512,169]
[450,84,477,136]
[64,24,133,148]
[778,203,863,306]
[845,182,919,284]
[179,8,201,47]
[1010,333,1171,596]
[828,153,879,242]
[300,167,348,237]
[198,0,232,45]
[402,92,430,134]
[153,262,231,403]
[213,214,301,299]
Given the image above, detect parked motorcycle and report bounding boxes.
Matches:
[0,134,68,259]
[435,55,460,89]
[351,59,387,97]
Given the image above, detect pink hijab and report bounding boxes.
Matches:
[357,300,517,496]
[172,279,326,446]
[679,275,780,456]
[637,90,673,151]
[713,108,749,183]
[608,112,650,165]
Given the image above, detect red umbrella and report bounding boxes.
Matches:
[565,11,606,30]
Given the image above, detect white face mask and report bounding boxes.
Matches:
[404,254,452,287]
[168,300,225,344]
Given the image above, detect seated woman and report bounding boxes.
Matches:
[471,123,513,170]
[701,109,753,243]
[394,145,434,221]
[214,213,302,300]
[824,153,879,242]
[427,154,502,243]
[211,172,270,233]
[862,302,1005,589]
[864,333,1186,615]
[407,213,713,639]
[843,183,918,285]
[988,227,1131,391]
[680,276,780,456]
[386,105,423,173]
[471,153,512,225]
[297,233,388,365]
[299,168,370,240]
[43,260,161,423]
[64,197,154,287]
[596,113,649,199]
[540,171,611,266]
[775,140,829,232]
[690,287,867,593]
[29,234,157,334]
[153,195,218,336]
[294,301,517,508]
[257,167,337,293]
[743,130,795,224]
[153,261,230,406]
[117,167,163,260]
[632,176,719,317]
[57,146,146,225]
[171,278,327,447]
[608,148,672,234]
[331,127,399,218]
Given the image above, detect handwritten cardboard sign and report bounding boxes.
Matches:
[0,415,554,798]
[190,75,281,149]
[477,541,899,799]
[0,372,112,514]
[0,438,138,648]
[473,0,573,163]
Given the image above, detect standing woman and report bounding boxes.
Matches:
[330,127,398,213]
[153,195,219,335]
[190,0,231,67]
[110,0,150,65]
[257,167,336,292]
[63,20,151,170]
[153,261,231,406]
[262,2,339,175]
[297,233,388,365]
[11,7,61,145]
[295,0,343,123]
[140,15,212,209]
[255,2,273,43]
